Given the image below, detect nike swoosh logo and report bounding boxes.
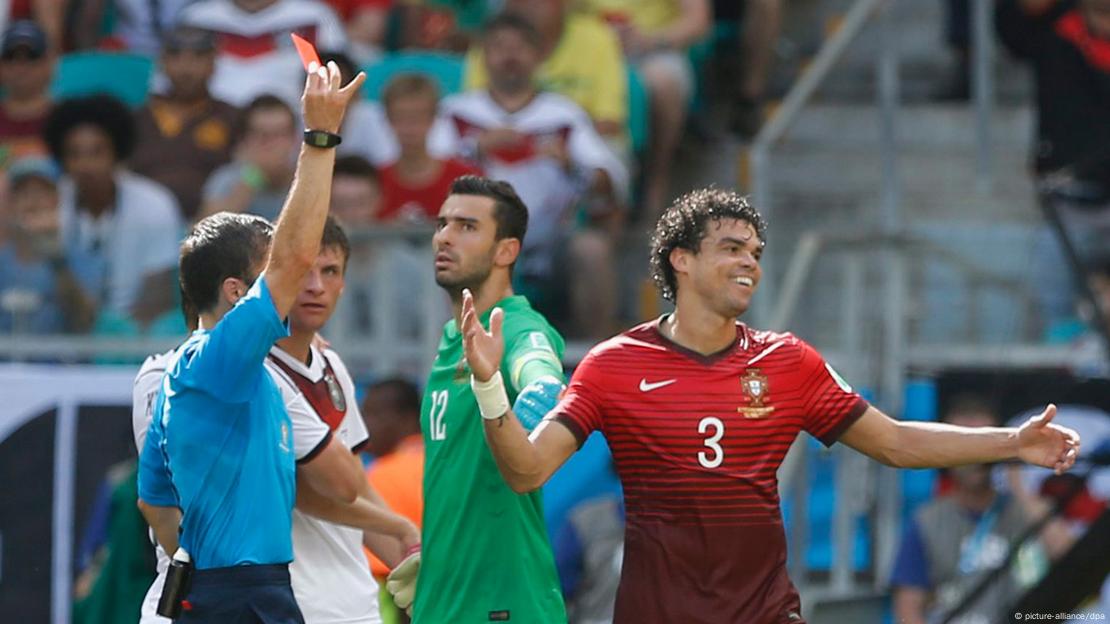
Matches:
[639,378,677,392]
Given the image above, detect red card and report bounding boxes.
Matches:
[291,33,321,71]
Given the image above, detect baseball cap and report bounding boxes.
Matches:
[1,21,48,58]
[162,26,216,53]
[7,157,60,187]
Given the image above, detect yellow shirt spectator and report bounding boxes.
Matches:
[464,13,627,129]
[577,0,679,35]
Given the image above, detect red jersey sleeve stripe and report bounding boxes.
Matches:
[554,414,589,448]
[815,397,869,446]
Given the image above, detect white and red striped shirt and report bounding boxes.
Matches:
[180,0,347,107]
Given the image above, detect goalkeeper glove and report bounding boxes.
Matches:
[512,376,565,432]
[386,545,421,615]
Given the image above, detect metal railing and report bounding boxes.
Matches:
[0,225,449,378]
[742,0,1003,613]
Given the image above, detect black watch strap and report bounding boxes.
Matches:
[304,129,342,148]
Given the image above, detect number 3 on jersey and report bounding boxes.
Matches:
[430,390,449,440]
[698,416,725,468]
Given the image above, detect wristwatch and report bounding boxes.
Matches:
[303,129,342,148]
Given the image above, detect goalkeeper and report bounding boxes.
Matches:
[413,175,568,623]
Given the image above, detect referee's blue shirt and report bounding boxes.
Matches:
[138,276,294,569]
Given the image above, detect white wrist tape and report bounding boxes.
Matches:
[471,371,511,420]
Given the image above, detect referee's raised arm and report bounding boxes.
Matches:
[265,61,365,317]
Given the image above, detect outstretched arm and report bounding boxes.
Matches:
[839,404,1080,473]
[461,289,579,493]
[264,61,365,317]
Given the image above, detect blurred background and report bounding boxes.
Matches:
[0,0,1108,622]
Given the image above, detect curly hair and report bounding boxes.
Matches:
[649,188,768,302]
[43,95,136,163]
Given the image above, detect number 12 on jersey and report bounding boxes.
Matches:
[430,390,449,440]
[698,416,725,468]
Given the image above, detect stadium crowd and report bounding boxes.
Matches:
[0,0,781,344]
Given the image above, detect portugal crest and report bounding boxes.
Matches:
[739,369,775,418]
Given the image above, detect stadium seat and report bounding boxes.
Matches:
[626,65,649,155]
[51,52,154,108]
[361,51,465,102]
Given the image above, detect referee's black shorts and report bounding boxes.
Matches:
[176,563,304,623]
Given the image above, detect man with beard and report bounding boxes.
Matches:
[412,175,568,623]
[457,188,1081,624]
[891,396,1076,624]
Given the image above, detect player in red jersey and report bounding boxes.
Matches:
[457,188,1082,624]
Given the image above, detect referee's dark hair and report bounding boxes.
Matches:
[650,188,767,302]
[43,94,136,163]
[179,213,274,314]
[449,175,528,246]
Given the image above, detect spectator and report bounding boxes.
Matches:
[392,1,490,52]
[379,73,481,223]
[200,94,297,222]
[890,396,1076,624]
[323,50,457,169]
[553,493,624,624]
[69,0,195,54]
[463,0,628,142]
[2,1,62,51]
[444,13,628,339]
[45,95,183,328]
[0,21,53,163]
[329,153,433,340]
[1070,254,1110,378]
[362,376,424,622]
[321,0,389,64]
[179,0,348,107]
[581,0,710,217]
[331,154,381,226]
[713,0,783,137]
[0,158,97,335]
[131,27,239,221]
[996,0,1110,332]
[934,0,972,101]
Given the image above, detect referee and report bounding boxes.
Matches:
[137,61,364,623]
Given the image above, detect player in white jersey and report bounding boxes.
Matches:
[267,215,421,622]
[134,217,421,623]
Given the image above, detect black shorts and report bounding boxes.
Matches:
[176,563,304,624]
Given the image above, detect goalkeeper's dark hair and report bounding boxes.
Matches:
[650,188,767,302]
[179,213,274,314]
[449,175,528,245]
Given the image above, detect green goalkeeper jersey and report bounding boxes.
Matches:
[414,295,568,624]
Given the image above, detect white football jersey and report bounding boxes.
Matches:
[179,0,347,107]
[133,351,173,624]
[268,345,380,624]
